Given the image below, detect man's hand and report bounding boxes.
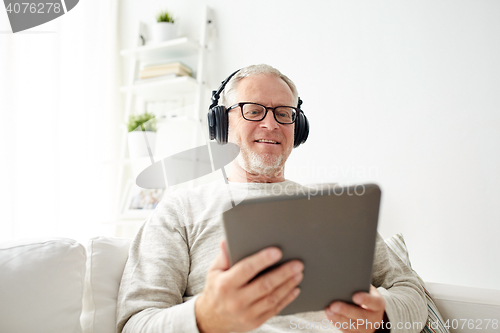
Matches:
[195,240,303,333]
[325,285,386,333]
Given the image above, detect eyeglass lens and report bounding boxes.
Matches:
[241,104,296,124]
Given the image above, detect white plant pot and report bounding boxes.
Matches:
[128,131,156,159]
[151,22,177,43]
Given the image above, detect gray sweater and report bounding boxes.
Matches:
[116,180,427,333]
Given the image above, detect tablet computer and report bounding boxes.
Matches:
[222,183,381,316]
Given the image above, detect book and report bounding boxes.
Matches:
[139,66,191,79]
[139,61,192,79]
[140,61,192,73]
[134,73,191,84]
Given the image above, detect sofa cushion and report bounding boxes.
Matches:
[81,236,132,333]
[0,238,86,333]
[385,234,450,333]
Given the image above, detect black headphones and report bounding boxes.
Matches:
[207,69,309,148]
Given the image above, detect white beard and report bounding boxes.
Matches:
[236,144,291,178]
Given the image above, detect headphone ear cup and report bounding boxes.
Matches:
[293,112,303,148]
[207,109,216,140]
[213,106,228,144]
[301,114,309,145]
[220,106,229,144]
[293,112,309,148]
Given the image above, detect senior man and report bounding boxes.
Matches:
[116,64,427,333]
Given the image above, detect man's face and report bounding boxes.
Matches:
[227,74,295,178]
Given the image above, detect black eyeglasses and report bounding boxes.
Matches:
[227,102,298,124]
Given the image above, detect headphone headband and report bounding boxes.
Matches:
[209,69,241,110]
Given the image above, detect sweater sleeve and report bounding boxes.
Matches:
[371,233,428,333]
[116,196,200,333]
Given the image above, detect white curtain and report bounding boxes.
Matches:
[0,0,121,243]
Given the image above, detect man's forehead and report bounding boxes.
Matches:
[236,74,295,104]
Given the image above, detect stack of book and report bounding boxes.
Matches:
[138,62,193,81]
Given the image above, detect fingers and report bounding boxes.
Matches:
[326,301,365,321]
[225,247,283,287]
[200,245,305,333]
[275,286,301,314]
[248,268,303,316]
[325,286,386,333]
[243,260,303,303]
[327,286,385,320]
[352,285,385,312]
[256,283,302,321]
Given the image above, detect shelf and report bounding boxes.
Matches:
[120,37,200,62]
[120,75,199,101]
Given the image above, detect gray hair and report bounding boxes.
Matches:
[220,64,299,107]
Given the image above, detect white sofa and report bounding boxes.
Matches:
[1,236,499,333]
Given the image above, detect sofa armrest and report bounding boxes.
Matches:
[425,282,500,333]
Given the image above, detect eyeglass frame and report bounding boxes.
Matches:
[226,102,300,124]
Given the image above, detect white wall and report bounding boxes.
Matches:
[118,0,500,290]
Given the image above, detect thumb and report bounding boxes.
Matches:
[210,239,230,271]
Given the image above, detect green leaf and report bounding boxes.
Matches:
[127,112,157,132]
[156,10,174,23]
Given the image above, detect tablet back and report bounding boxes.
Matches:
[222,183,381,316]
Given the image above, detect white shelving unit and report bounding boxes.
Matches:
[113,7,213,227]
[119,75,199,101]
[120,37,200,60]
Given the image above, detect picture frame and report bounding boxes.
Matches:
[120,179,165,219]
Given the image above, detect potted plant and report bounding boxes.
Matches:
[127,112,157,159]
[151,10,176,43]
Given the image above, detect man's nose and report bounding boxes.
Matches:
[260,110,279,129]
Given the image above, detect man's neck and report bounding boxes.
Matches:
[227,161,285,183]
